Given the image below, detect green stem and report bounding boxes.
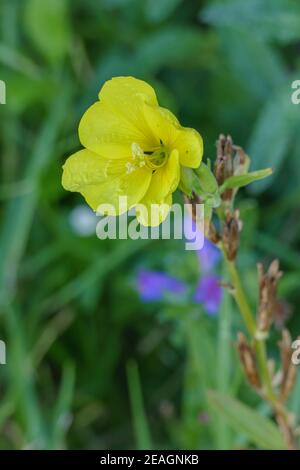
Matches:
[222,252,297,449]
[226,260,256,336]
[255,339,276,401]
[215,261,232,449]
[225,258,275,400]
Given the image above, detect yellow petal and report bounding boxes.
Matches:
[173,127,203,168]
[143,101,203,168]
[99,76,158,110]
[62,149,125,190]
[99,76,158,140]
[136,193,172,227]
[143,148,180,202]
[62,149,152,213]
[79,101,149,158]
[142,103,180,146]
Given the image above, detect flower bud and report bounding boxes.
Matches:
[180,164,220,208]
[194,163,219,197]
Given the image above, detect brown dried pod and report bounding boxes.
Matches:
[278,330,298,402]
[222,209,242,261]
[237,332,261,389]
[207,220,221,245]
[215,134,234,201]
[256,260,282,334]
[182,192,202,222]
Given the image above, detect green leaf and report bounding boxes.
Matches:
[220,168,272,192]
[247,88,300,193]
[214,28,286,100]
[24,0,71,65]
[50,363,75,449]
[145,0,182,23]
[126,360,152,450]
[136,27,217,73]
[207,390,286,450]
[201,0,300,44]
[0,89,71,304]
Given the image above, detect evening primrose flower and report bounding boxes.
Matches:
[62,76,203,226]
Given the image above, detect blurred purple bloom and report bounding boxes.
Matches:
[198,238,221,273]
[184,216,220,272]
[137,270,187,302]
[194,275,222,315]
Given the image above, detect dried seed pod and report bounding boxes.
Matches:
[215,134,234,201]
[207,220,221,245]
[222,209,242,261]
[183,192,220,241]
[233,145,247,167]
[279,330,298,402]
[256,260,282,334]
[182,192,202,221]
[237,332,261,389]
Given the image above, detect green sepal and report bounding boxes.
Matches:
[179,167,196,197]
[194,163,221,208]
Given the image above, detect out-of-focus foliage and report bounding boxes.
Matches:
[0,0,300,450]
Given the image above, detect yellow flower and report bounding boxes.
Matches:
[62,76,203,226]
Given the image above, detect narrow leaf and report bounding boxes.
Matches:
[220,168,272,192]
[126,360,152,450]
[207,390,286,450]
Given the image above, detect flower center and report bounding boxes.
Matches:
[126,142,168,174]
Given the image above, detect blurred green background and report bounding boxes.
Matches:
[1,0,300,450]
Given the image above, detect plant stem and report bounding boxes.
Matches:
[254,339,276,401]
[225,259,275,399]
[225,259,256,336]
[224,257,297,449]
[215,261,233,449]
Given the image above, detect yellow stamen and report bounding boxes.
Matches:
[131,142,168,171]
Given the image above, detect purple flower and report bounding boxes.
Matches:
[137,270,187,302]
[198,238,221,274]
[194,275,222,315]
[184,216,220,273]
